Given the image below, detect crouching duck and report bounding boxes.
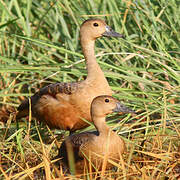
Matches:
[16,19,123,132]
[58,95,135,174]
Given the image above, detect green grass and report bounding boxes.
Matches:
[0,0,180,179]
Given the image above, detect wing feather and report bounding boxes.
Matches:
[18,82,80,111]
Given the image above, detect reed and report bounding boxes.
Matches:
[0,0,179,179]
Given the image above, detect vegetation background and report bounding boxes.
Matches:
[0,0,179,179]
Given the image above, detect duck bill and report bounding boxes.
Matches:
[102,26,124,38]
[113,102,135,114]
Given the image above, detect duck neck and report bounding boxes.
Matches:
[92,116,110,136]
[81,38,105,81]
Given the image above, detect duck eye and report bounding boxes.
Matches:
[93,23,99,27]
[105,99,109,103]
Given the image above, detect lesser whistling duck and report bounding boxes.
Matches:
[58,95,135,174]
[17,19,123,132]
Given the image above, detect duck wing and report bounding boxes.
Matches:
[59,131,98,163]
[17,82,80,119]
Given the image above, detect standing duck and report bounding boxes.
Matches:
[58,95,135,174]
[17,19,123,132]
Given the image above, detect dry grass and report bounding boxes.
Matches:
[0,0,180,179]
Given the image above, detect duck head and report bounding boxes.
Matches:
[80,19,124,41]
[91,95,135,118]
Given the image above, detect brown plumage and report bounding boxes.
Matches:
[17,19,123,132]
[58,95,135,174]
